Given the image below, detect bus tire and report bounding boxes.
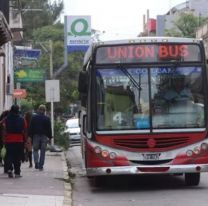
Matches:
[185,173,200,186]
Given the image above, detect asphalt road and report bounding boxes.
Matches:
[67,146,208,206]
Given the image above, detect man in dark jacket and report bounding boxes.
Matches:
[29,104,52,171]
[3,105,27,178]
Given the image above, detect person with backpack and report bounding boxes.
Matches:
[3,105,27,178]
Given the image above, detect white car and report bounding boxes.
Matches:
[65,118,81,145]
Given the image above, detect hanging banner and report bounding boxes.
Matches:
[65,15,91,53]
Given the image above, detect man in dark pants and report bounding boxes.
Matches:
[29,104,52,171]
[3,105,27,178]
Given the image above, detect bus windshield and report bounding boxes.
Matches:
[96,66,205,131]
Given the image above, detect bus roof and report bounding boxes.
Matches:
[83,36,202,66]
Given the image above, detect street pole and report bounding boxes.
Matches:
[15,82,21,106]
[49,39,54,146]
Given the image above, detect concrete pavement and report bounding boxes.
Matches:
[0,151,72,206]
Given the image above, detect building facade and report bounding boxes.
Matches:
[0,0,23,113]
[0,8,12,113]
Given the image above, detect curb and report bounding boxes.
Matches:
[61,152,72,206]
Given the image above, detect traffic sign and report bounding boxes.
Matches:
[45,80,60,102]
[13,89,27,99]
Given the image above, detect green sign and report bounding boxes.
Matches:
[14,68,45,82]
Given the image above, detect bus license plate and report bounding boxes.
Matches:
[142,153,160,160]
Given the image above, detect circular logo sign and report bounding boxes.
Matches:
[68,18,91,36]
[147,138,156,148]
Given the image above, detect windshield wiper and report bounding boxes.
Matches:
[119,67,144,110]
[120,67,142,91]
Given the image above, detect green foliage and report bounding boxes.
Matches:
[21,82,46,110]
[21,0,63,40]
[20,0,83,115]
[54,119,69,150]
[175,13,200,37]
[166,12,208,37]
[20,99,34,113]
[165,28,182,37]
[32,23,64,42]
[58,52,84,111]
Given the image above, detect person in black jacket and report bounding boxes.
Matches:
[29,104,52,171]
[3,105,27,178]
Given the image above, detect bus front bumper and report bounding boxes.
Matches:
[86,164,208,176]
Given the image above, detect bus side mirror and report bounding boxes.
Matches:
[78,71,88,94]
[78,71,88,107]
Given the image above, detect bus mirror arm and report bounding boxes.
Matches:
[78,110,81,127]
[83,114,87,136]
[78,71,88,94]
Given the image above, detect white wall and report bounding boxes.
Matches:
[0,42,14,114]
[0,55,4,113]
[5,41,14,110]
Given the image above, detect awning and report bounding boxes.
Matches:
[0,11,12,46]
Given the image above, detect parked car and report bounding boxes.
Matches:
[65,118,81,145]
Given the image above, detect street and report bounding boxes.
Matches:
[67,146,208,206]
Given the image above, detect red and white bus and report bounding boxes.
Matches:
[78,37,208,186]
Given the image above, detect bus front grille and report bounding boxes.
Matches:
[113,136,190,150]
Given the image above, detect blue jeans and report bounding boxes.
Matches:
[32,135,48,169]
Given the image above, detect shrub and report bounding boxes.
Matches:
[54,119,69,150]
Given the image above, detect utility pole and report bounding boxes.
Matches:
[49,39,54,146]
[40,40,58,146]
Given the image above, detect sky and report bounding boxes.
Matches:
[61,0,186,40]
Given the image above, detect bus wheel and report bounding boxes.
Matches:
[185,173,200,186]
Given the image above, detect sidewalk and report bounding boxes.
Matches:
[0,151,72,206]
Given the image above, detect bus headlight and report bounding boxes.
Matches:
[94,146,102,154]
[109,152,117,159]
[101,150,109,158]
[186,150,193,157]
[201,143,208,151]
[193,147,200,155]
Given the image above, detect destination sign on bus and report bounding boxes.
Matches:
[95,44,201,64]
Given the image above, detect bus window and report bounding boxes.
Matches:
[151,67,205,129]
[96,68,150,130]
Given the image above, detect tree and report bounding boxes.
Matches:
[20,0,63,40]
[165,12,208,37]
[19,0,84,115]
[20,22,83,114]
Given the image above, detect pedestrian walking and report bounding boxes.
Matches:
[24,111,33,168]
[0,123,3,167]
[29,104,52,171]
[3,105,27,178]
[0,112,6,166]
[0,110,9,173]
